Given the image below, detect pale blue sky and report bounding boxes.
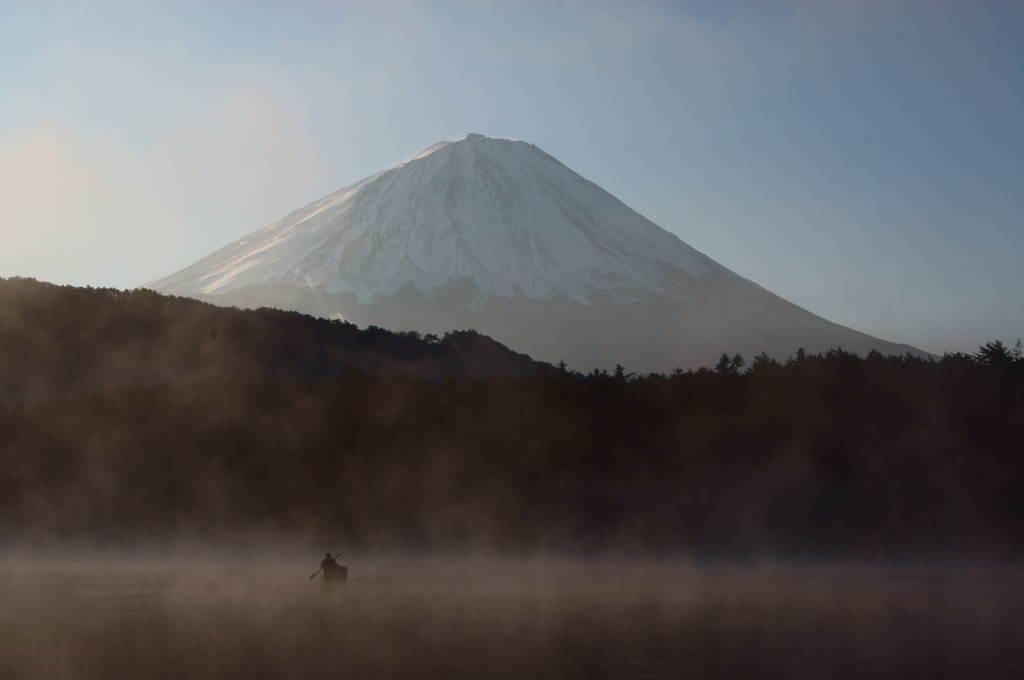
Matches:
[2,1,1022,356]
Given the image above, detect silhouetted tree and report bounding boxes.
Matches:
[748,351,781,373]
[714,353,745,376]
[786,347,808,366]
[975,340,1012,368]
[612,363,635,382]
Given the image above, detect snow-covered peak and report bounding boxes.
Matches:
[397,133,501,167]
[147,134,724,305]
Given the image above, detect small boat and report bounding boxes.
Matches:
[321,565,348,581]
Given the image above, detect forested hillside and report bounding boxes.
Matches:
[1,287,1021,563]
[0,277,541,404]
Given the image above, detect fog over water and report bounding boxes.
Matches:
[1,556,1021,680]
[2,281,1023,677]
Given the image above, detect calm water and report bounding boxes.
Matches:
[0,559,1020,679]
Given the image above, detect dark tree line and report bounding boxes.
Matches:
[0,277,1022,563]
[1,341,1022,563]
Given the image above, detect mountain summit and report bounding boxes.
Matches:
[147,134,921,371]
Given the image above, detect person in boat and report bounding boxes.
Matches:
[320,552,346,578]
[321,552,339,574]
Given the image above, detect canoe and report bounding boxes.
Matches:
[321,565,348,581]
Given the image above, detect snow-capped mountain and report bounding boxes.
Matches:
[147,133,921,371]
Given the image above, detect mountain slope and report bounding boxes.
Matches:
[147,134,922,371]
[0,277,541,404]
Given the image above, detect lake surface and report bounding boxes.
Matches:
[0,558,1020,679]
